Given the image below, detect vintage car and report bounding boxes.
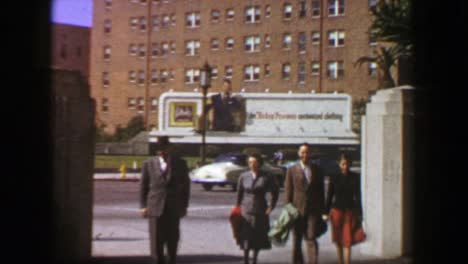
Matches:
[190,152,285,191]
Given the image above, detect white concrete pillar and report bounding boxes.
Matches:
[360,86,415,258]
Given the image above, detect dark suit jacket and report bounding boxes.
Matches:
[209,93,241,131]
[284,162,325,216]
[140,155,190,217]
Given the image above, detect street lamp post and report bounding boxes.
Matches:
[199,62,212,165]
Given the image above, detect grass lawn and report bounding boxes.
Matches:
[95,155,210,170]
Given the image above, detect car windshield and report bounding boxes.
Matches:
[213,153,247,166]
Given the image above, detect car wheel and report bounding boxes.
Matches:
[202,183,213,191]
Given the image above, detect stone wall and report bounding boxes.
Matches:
[52,69,95,262]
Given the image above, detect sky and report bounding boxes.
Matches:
[51,0,93,27]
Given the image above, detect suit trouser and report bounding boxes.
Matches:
[149,209,180,264]
[292,213,319,264]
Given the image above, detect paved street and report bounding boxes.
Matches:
[92,180,411,264]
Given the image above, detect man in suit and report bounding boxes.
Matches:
[284,143,327,264]
[140,136,191,264]
[208,78,242,131]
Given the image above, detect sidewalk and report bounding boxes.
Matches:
[94,173,140,181]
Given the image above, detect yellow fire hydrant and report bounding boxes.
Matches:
[119,164,127,179]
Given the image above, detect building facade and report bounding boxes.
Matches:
[52,23,90,80]
[90,0,381,133]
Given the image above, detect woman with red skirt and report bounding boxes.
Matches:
[324,153,364,264]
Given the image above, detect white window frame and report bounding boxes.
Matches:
[185,68,200,84]
[101,98,109,112]
[245,6,261,23]
[162,14,170,28]
[327,61,344,79]
[103,72,110,86]
[186,12,201,28]
[151,43,159,57]
[185,40,200,56]
[211,9,221,23]
[312,1,321,17]
[170,41,176,54]
[161,42,169,56]
[160,69,168,83]
[311,62,320,76]
[137,97,145,112]
[298,32,306,52]
[128,97,136,110]
[311,32,320,45]
[283,4,293,20]
[104,19,112,34]
[282,63,291,80]
[129,43,137,56]
[283,33,292,49]
[244,65,260,82]
[299,0,307,17]
[298,62,306,83]
[328,0,345,17]
[211,66,218,79]
[211,38,220,50]
[244,35,261,53]
[225,65,233,78]
[225,37,234,50]
[265,34,271,48]
[150,97,158,112]
[264,64,271,77]
[129,70,137,83]
[138,70,146,85]
[369,62,377,77]
[130,17,139,30]
[152,15,159,31]
[171,14,176,26]
[103,46,111,60]
[139,16,147,31]
[151,69,158,84]
[328,30,345,47]
[226,8,235,21]
[265,5,271,17]
[138,43,146,57]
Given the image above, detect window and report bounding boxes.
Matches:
[225,37,234,50]
[211,9,221,23]
[151,97,158,112]
[128,97,136,109]
[104,19,111,34]
[328,30,345,47]
[225,65,233,79]
[264,64,271,77]
[299,0,307,17]
[162,14,170,28]
[185,40,200,56]
[105,0,112,9]
[151,69,158,84]
[368,62,377,77]
[138,70,146,85]
[130,17,139,30]
[129,70,136,82]
[171,14,176,26]
[265,5,271,17]
[161,42,169,56]
[298,32,306,52]
[140,0,147,4]
[244,65,260,81]
[283,33,292,49]
[211,66,218,79]
[311,32,320,45]
[170,41,176,54]
[328,0,345,16]
[282,63,291,80]
[283,3,293,20]
[137,97,145,112]
[327,61,344,79]
[151,43,159,57]
[152,15,159,30]
[226,8,235,21]
[101,98,109,112]
[138,44,146,57]
[298,62,306,83]
[186,12,201,28]
[103,46,111,60]
[369,0,378,12]
[311,61,320,76]
[265,34,271,48]
[244,35,261,52]
[129,43,137,56]
[139,16,147,31]
[312,1,320,17]
[245,6,261,23]
[369,29,377,45]
[185,68,200,83]
[102,72,110,86]
[160,69,168,83]
[169,69,175,80]
[211,38,220,50]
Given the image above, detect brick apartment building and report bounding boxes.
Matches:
[52,23,91,80]
[90,0,382,134]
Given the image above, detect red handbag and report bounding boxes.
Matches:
[229,206,242,244]
[352,220,367,244]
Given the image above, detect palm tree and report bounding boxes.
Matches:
[360,0,414,87]
[355,46,400,89]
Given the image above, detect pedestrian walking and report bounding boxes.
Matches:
[284,143,328,264]
[324,153,365,264]
[139,136,191,264]
[236,153,279,264]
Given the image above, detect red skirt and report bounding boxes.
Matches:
[330,208,366,247]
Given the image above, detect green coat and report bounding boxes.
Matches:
[268,203,299,246]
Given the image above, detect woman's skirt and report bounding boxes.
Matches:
[330,208,364,247]
[238,214,271,250]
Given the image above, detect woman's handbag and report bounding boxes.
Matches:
[352,217,366,244]
[229,206,242,244]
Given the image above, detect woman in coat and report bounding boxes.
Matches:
[236,153,279,264]
[324,153,363,264]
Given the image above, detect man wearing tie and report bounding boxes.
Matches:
[140,136,191,264]
[284,143,327,264]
